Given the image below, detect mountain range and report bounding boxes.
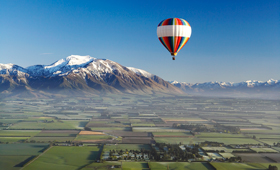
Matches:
[0,55,182,98]
[0,55,279,99]
[169,79,280,99]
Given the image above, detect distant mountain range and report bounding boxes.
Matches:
[169,79,280,99]
[0,55,182,98]
[0,55,279,99]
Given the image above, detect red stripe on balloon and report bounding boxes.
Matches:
[162,18,171,26]
[162,37,172,52]
[174,36,182,53]
[176,18,183,25]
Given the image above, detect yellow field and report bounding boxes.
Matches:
[79,131,104,135]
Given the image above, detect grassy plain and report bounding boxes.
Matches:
[0,130,40,137]
[122,162,149,170]
[133,127,186,132]
[0,143,49,155]
[0,137,30,143]
[9,120,88,130]
[24,146,102,170]
[154,137,205,144]
[200,138,261,145]
[149,162,215,170]
[153,132,193,136]
[196,132,247,138]
[35,130,79,137]
[103,144,151,151]
[30,136,76,142]
[219,153,236,158]
[250,148,278,153]
[0,155,30,170]
[258,138,280,145]
[211,163,280,170]
[82,161,121,170]
[0,143,49,170]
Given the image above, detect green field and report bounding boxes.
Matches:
[0,130,41,142]
[122,162,149,170]
[200,138,261,145]
[153,132,193,136]
[196,132,247,138]
[250,148,278,153]
[258,138,280,145]
[0,143,49,155]
[0,119,25,124]
[82,161,121,170]
[0,130,40,137]
[246,134,280,139]
[0,143,49,170]
[211,163,280,170]
[273,147,280,152]
[24,146,102,170]
[34,131,79,137]
[154,137,205,144]
[0,155,31,170]
[132,123,155,127]
[103,144,151,151]
[0,137,30,143]
[90,127,131,131]
[202,147,234,153]
[219,153,236,159]
[9,120,88,130]
[30,136,76,142]
[149,162,215,170]
[133,127,186,132]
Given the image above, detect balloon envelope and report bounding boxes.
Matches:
[157,18,191,56]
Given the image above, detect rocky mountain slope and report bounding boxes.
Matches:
[0,55,183,97]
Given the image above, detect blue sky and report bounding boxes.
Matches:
[1,0,279,83]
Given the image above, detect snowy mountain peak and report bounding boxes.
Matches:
[0,55,184,96]
[6,55,99,77]
[65,55,95,66]
[127,67,153,78]
[0,63,14,70]
[0,55,157,80]
[169,80,179,84]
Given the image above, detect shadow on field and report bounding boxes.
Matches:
[139,163,149,168]
[87,151,100,160]
[202,162,216,170]
[78,145,104,170]
[30,144,50,152]
[79,121,88,127]
[14,155,36,167]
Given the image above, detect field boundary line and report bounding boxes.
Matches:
[21,145,53,170]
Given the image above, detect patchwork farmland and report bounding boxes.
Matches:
[0,95,279,169]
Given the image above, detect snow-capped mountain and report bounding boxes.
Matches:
[169,79,280,99]
[0,55,183,97]
[170,79,280,89]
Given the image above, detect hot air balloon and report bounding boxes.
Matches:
[157,18,192,60]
